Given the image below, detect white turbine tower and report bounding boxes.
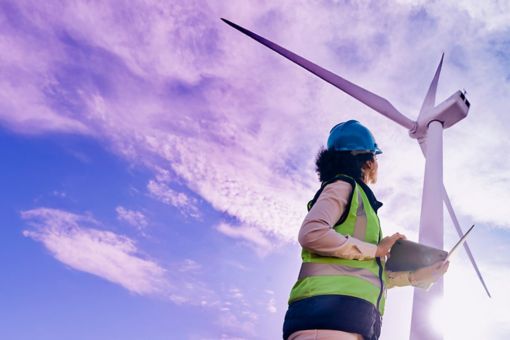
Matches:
[222,18,491,340]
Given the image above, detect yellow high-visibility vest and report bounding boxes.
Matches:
[289,176,387,314]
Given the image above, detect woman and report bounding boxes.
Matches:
[282,120,449,340]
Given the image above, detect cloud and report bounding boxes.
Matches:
[144,166,202,218]
[266,297,277,314]
[397,0,510,31]
[115,206,148,231]
[216,222,273,256]
[21,208,166,295]
[51,190,67,198]
[178,258,202,273]
[215,287,259,337]
[2,0,510,258]
[147,177,200,218]
[21,207,219,306]
[263,289,277,314]
[216,311,257,337]
[19,207,274,338]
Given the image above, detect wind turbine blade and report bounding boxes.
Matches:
[419,141,491,297]
[221,18,416,131]
[418,53,444,117]
[443,187,492,298]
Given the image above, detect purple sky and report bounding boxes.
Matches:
[1,1,510,339]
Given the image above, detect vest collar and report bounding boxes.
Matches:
[355,179,383,213]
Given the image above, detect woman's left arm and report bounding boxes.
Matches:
[386,261,450,289]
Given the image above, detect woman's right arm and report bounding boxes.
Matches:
[298,181,378,260]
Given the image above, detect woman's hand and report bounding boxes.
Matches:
[410,260,450,287]
[375,233,406,258]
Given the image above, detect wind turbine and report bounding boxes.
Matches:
[221,18,491,340]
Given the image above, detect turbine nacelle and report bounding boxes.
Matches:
[410,90,470,140]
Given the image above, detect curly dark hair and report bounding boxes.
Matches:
[315,148,374,182]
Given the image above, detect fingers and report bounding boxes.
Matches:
[432,261,449,274]
[412,260,450,285]
[376,232,407,258]
[441,261,450,274]
[388,233,406,247]
[433,260,449,269]
[391,232,406,241]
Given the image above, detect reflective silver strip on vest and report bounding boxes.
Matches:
[353,189,367,240]
[298,262,380,286]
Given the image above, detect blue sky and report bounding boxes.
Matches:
[0,129,298,339]
[1,1,510,339]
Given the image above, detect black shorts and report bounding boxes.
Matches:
[282,295,382,340]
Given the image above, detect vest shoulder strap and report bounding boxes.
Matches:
[307,175,356,226]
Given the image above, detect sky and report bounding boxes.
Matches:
[1,0,510,339]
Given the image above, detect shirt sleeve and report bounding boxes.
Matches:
[298,180,378,260]
[385,271,434,289]
[385,271,412,289]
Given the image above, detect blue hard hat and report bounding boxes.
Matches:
[327,120,382,154]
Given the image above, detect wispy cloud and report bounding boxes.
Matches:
[22,208,166,295]
[177,258,202,273]
[20,207,277,337]
[263,289,277,314]
[21,207,219,306]
[51,190,67,198]
[397,0,510,31]
[147,178,200,218]
[266,297,277,314]
[216,311,257,338]
[215,286,259,337]
[115,206,148,232]
[216,222,273,256]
